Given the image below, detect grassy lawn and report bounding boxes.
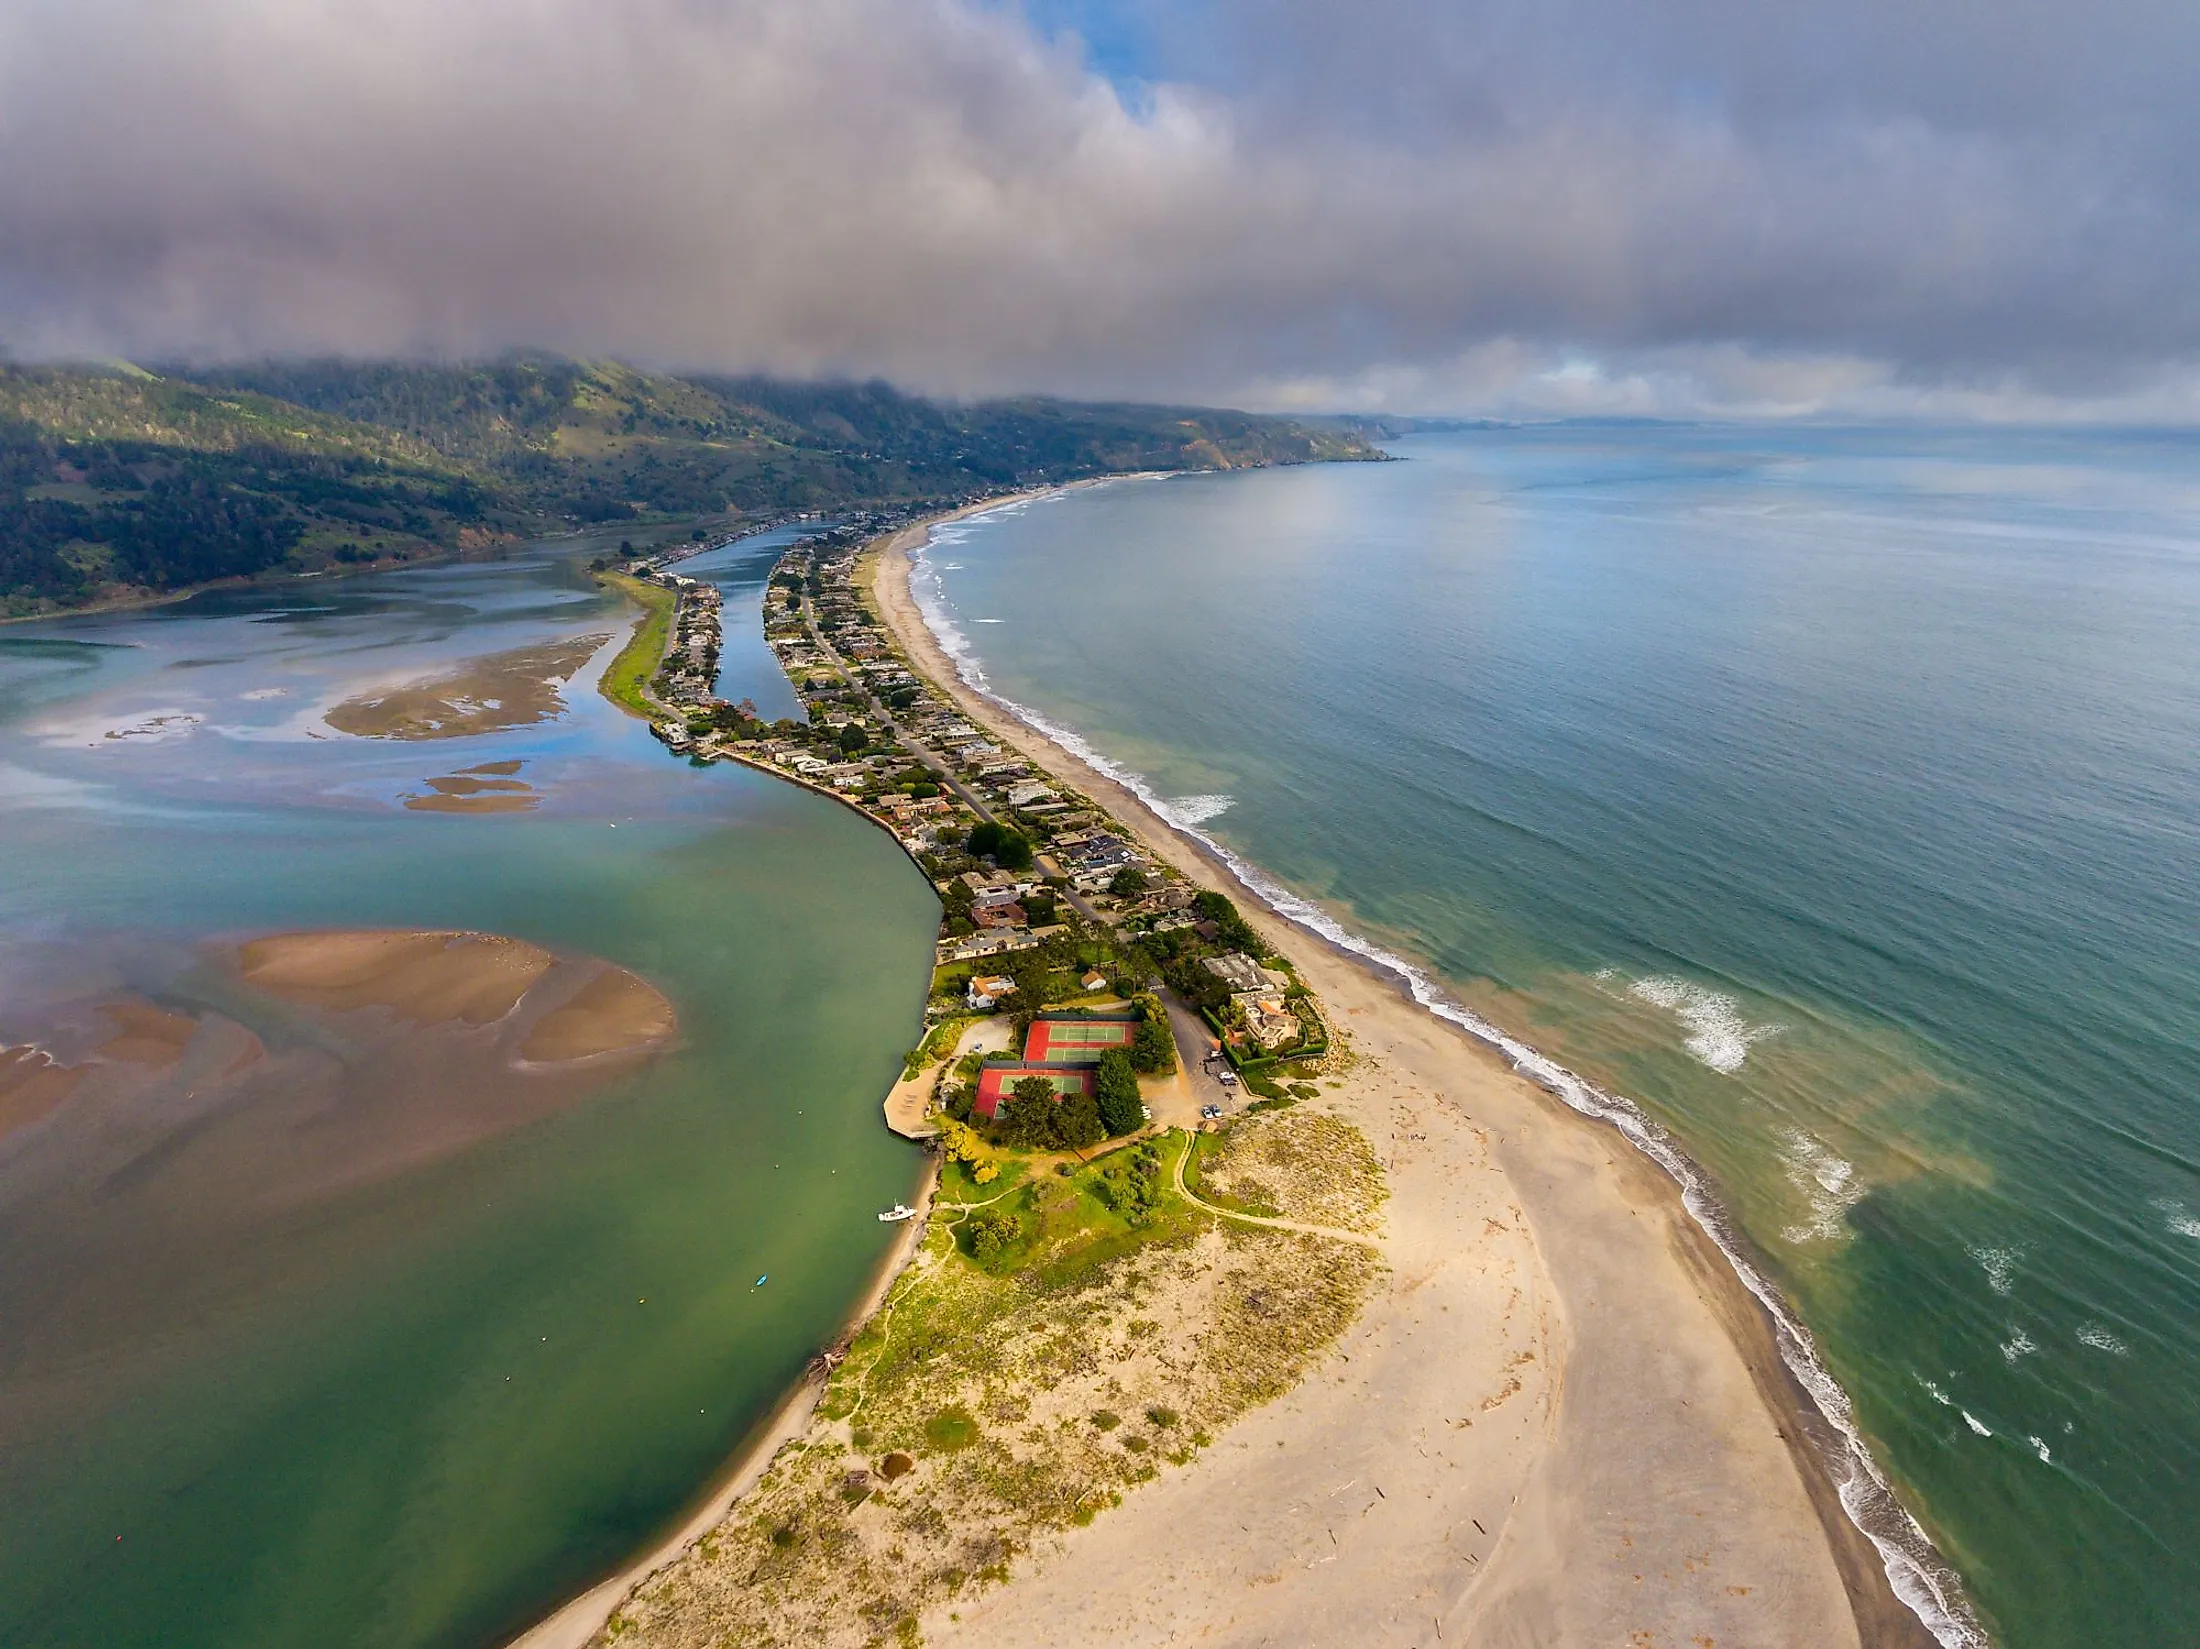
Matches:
[595,571,677,719]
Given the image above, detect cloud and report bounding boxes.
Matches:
[3,0,2199,417]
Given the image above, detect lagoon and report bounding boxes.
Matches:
[0,537,937,1648]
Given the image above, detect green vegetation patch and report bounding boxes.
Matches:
[594,572,677,719]
[923,1407,981,1452]
[608,1127,1385,1647]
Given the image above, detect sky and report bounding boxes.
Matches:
[4,0,2200,419]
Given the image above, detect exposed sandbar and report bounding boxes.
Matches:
[519,968,677,1064]
[238,929,559,1025]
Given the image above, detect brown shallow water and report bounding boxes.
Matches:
[0,928,678,1453]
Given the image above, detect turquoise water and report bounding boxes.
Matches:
[915,428,2200,1649]
[0,536,936,1648]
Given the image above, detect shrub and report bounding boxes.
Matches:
[1089,1410,1121,1431]
[966,1208,1019,1263]
[924,1407,980,1451]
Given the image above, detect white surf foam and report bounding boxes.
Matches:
[902,513,1991,1649]
[2028,1435,2052,1464]
[2077,1323,2129,1355]
[1962,1411,1993,1437]
[1166,794,1234,826]
[1626,974,1783,1073]
[1969,1245,2021,1296]
[1779,1129,1867,1245]
[2153,1198,2200,1240]
[2001,1328,2037,1362]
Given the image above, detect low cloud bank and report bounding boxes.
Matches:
[4,0,2198,418]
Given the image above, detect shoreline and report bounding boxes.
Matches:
[507,1156,943,1649]
[870,497,1970,1648]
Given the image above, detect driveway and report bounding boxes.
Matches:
[1158,988,1241,1122]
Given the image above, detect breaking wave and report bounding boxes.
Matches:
[902,504,1990,1649]
[1625,974,1784,1073]
[1164,793,1234,826]
[1970,1246,2021,1296]
[1780,1130,1867,1244]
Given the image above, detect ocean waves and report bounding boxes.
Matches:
[902,511,1990,1649]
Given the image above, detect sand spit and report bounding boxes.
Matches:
[325,634,608,740]
[864,514,1934,1647]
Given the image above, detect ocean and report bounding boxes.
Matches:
[0,534,935,1648]
[911,425,2200,1649]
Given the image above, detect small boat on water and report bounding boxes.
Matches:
[878,1204,917,1223]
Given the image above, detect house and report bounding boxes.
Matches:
[939,931,1043,963]
[1202,952,1272,994]
[967,974,1017,1010]
[971,1062,1095,1122]
[972,902,1027,930]
[970,884,1023,910]
[1005,781,1057,809]
[1232,992,1302,1051]
[1022,1014,1140,1064]
[1080,970,1110,993]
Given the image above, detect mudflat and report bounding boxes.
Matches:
[325,635,608,740]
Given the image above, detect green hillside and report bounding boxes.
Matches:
[1,358,1380,617]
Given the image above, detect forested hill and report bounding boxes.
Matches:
[1,358,1382,616]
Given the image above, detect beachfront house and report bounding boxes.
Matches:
[1202,952,1276,994]
[1232,991,1302,1051]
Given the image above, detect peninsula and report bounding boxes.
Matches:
[525,497,1948,1649]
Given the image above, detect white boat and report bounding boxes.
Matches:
[878,1204,917,1223]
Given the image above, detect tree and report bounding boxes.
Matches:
[1011,1074,1054,1107]
[1194,889,1260,953]
[968,1208,1018,1263]
[1056,1090,1106,1150]
[1094,1050,1144,1136]
[838,722,869,754]
[1108,866,1150,898]
[966,820,1033,871]
[1130,1000,1177,1075]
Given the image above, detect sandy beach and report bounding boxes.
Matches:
[865,508,1935,1647]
